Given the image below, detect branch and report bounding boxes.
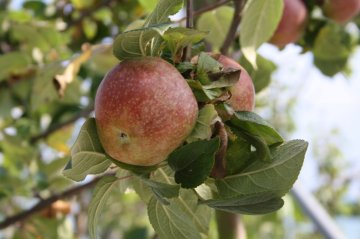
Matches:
[177,0,232,22]
[186,0,194,29]
[30,107,94,143]
[183,0,194,61]
[220,0,245,55]
[216,210,247,239]
[0,175,105,229]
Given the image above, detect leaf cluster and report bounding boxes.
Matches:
[61,0,310,238]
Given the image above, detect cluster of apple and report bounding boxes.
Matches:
[270,0,360,47]
[94,0,359,168]
[95,54,254,167]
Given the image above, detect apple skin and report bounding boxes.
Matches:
[95,57,198,166]
[323,0,360,24]
[269,0,308,47]
[216,55,255,112]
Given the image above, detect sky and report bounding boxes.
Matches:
[259,44,360,200]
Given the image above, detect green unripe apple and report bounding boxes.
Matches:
[323,0,360,24]
[95,57,198,166]
[270,0,308,47]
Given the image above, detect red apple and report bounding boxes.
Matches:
[269,0,308,47]
[323,0,360,24]
[95,57,198,166]
[216,55,255,112]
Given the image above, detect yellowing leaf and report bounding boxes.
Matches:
[46,125,74,154]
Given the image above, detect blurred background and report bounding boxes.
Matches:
[0,0,359,238]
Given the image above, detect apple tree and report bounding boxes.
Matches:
[0,0,359,238]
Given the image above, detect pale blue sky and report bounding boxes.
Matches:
[259,44,360,201]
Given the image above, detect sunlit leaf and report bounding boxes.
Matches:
[88,175,118,239]
[0,51,32,81]
[148,196,201,239]
[240,0,283,66]
[63,118,111,182]
[186,104,218,143]
[168,137,220,188]
[216,140,308,198]
[197,6,234,50]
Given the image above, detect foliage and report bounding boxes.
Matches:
[0,0,359,238]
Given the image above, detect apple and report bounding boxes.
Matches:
[216,55,255,112]
[95,57,198,166]
[269,0,308,47]
[323,0,360,24]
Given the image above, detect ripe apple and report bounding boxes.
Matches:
[323,0,360,24]
[95,57,198,166]
[216,55,255,112]
[269,0,308,47]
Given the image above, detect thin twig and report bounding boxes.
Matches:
[30,107,94,143]
[186,0,194,29]
[220,0,245,55]
[0,173,132,230]
[183,0,194,61]
[0,176,100,229]
[177,0,232,22]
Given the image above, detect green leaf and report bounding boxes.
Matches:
[229,111,284,146]
[201,192,284,214]
[136,175,180,205]
[31,62,64,112]
[240,0,284,66]
[225,128,252,175]
[162,27,207,61]
[186,104,218,143]
[88,175,118,239]
[108,157,158,175]
[63,118,111,182]
[207,197,284,215]
[313,23,354,61]
[176,189,212,235]
[11,23,50,51]
[240,54,277,93]
[113,0,183,60]
[196,6,234,50]
[203,68,241,90]
[314,57,348,77]
[71,0,94,9]
[115,168,133,192]
[196,52,222,73]
[168,137,220,188]
[0,89,16,118]
[143,0,183,27]
[216,140,308,198]
[313,23,355,76]
[138,0,159,12]
[0,51,32,81]
[113,23,171,60]
[83,17,98,39]
[148,196,202,239]
[132,176,154,204]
